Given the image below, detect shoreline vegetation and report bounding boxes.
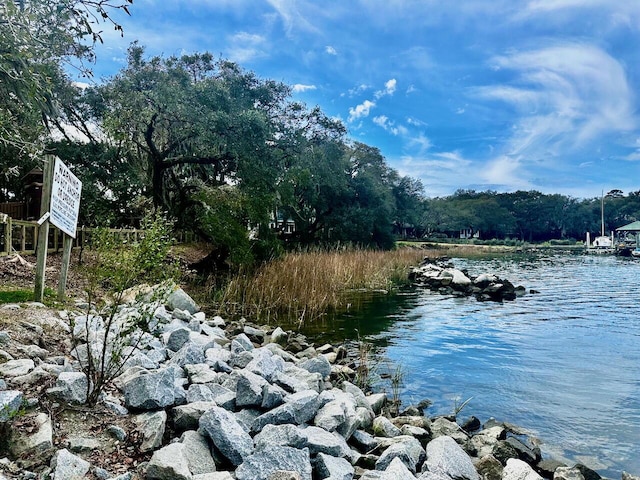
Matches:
[213,243,524,324]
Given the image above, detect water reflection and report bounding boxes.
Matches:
[296,253,640,478]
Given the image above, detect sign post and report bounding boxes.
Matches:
[34,156,54,302]
[34,156,82,302]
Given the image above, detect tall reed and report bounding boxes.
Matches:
[216,247,426,323]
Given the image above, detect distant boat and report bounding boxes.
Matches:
[632,249,640,258]
[585,193,614,254]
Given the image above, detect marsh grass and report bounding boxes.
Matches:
[216,247,426,323]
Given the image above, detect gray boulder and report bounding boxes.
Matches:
[502,458,543,480]
[246,348,285,382]
[0,358,35,377]
[185,363,218,384]
[430,417,468,443]
[10,412,53,457]
[56,372,89,404]
[207,383,236,410]
[134,410,167,452]
[167,287,199,314]
[315,452,354,480]
[376,435,425,473]
[383,457,418,479]
[254,423,307,451]
[199,406,254,466]
[475,454,503,480]
[147,442,192,480]
[314,399,347,433]
[252,390,320,433]
[262,383,286,409]
[373,416,402,438]
[425,435,478,480]
[232,333,254,353]
[302,426,351,458]
[299,356,332,379]
[165,327,192,351]
[171,401,217,432]
[236,369,268,407]
[0,390,23,421]
[169,342,205,367]
[67,436,101,453]
[187,384,216,403]
[50,448,91,480]
[181,430,217,475]
[235,445,312,480]
[271,326,288,345]
[554,467,586,480]
[123,368,175,410]
[350,430,379,453]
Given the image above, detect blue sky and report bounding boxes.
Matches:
[88,1,640,199]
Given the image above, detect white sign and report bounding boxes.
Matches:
[50,157,82,238]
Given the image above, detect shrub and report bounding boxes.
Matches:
[75,212,177,406]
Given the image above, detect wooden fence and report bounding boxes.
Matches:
[0,214,199,257]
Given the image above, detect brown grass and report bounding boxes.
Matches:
[215,247,427,323]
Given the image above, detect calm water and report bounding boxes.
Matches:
[299,253,640,478]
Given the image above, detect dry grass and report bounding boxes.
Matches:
[215,247,427,323]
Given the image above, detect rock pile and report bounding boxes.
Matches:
[0,289,635,480]
[409,258,529,302]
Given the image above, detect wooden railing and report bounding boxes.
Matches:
[0,214,199,256]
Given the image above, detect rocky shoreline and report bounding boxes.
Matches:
[409,258,537,302]
[0,287,636,480]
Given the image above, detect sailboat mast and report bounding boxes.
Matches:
[601,191,605,237]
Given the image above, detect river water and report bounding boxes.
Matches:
[298,253,640,478]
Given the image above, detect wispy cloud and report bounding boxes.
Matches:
[227,32,268,63]
[480,155,532,189]
[292,84,317,93]
[375,78,397,99]
[398,151,475,197]
[475,43,636,161]
[348,100,375,122]
[373,115,408,136]
[325,45,337,55]
[265,0,320,35]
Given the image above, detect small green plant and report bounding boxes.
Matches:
[389,365,405,416]
[76,211,178,406]
[452,395,473,418]
[354,331,377,391]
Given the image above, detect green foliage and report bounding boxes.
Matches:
[77,211,177,406]
[0,287,55,305]
[0,0,133,153]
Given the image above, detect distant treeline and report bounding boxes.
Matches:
[420,189,640,242]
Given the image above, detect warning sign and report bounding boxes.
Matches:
[50,158,82,238]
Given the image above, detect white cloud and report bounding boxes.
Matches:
[480,155,532,189]
[476,43,636,161]
[347,84,369,97]
[227,32,267,63]
[325,45,337,55]
[398,151,475,197]
[348,100,375,122]
[406,117,427,127]
[292,84,317,93]
[373,115,408,136]
[407,133,432,155]
[406,85,417,94]
[375,78,397,99]
[265,0,321,35]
